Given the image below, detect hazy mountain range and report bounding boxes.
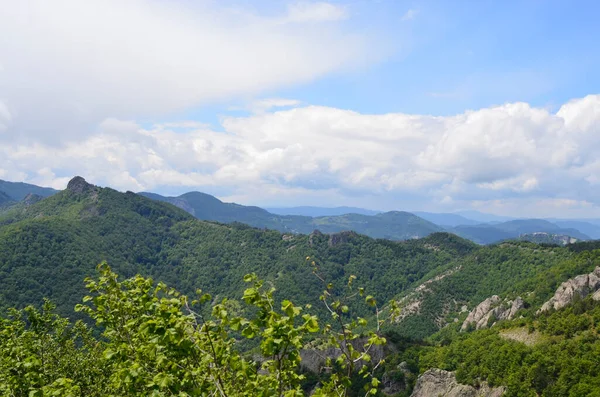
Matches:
[1,178,599,243]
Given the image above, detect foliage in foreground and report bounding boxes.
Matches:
[0,262,396,397]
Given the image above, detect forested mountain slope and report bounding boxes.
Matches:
[0,177,473,319]
[2,177,600,395]
[389,241,600,339]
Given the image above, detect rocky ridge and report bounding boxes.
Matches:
[461,295,524,331]
[539,266,600,312]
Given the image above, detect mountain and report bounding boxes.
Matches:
[551,220,600,239]
[411,211,481,227]
[4,177,600,395]
[0,190,14,206]
[0,176,472,319]
[140,192,441,240]
[309,211,443,240]
[454,210,516,223]
[266,206,381,217]
[450,219,591,244]
[0,179,58,201]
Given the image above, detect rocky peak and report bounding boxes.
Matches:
[539,267,600,313]
[66,176,94,194]
[461,295,524,331]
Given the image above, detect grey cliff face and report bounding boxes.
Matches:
[461,296,524,331]
[539,267,600,312]
[410,369,504,397]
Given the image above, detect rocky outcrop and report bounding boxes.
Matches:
[461,296,524,331]
[411,369,504,397]
[66,176,94,194]
[539,267,600,312]
[22,193,43,206]
[328,231,357,247]
[300,338,391,374]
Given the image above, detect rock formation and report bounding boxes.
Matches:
[461,296,524,331]
[539,267,600,312]
[66,176,94,194]
[410,369,504,397]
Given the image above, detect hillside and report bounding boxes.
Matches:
[385,245,600,396]
[0,179,58,201]
[2,178,600,395]
[140,191,442,240]
[0,177,473,319]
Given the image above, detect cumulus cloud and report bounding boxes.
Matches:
[1,95,600,217]
[0,0,370,142]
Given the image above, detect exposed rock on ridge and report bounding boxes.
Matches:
[539,267,600,312]
[461,296,524,331]
[66,176,94,194]
[410,369,505,397]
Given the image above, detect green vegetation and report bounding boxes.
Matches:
[0,264,395,396]
[390,242,599,339]
[3,177,600,395]
[407,295,600,396]
[0,179,472,322]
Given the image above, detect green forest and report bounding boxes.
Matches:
[1,180,600,395]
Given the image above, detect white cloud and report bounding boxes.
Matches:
[285,2,348,23]
[0,0,369,142]
[246,98,302,114]
[401,9,418,21]
[1,95,600,217]
[0,101,11,131]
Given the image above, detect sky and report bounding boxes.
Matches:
[1,0,599,217]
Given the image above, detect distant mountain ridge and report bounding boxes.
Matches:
[451,219,591,244]
[266,206,380,217]
[139,192,442,240]
[0,177,598,244]
[0,191,14,206]
[0,179,58,201]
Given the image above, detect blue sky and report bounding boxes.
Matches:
[1,0,599,217]
[175,0,600,122]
